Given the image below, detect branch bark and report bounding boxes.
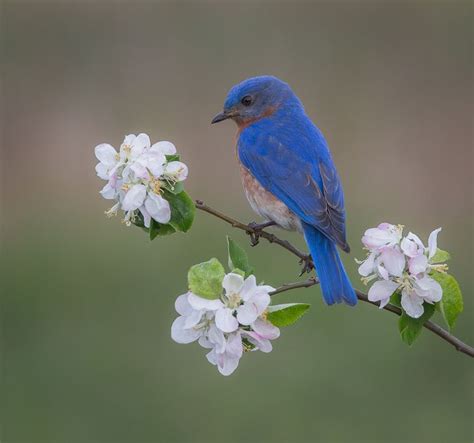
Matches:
[195,200,474,358]
[270,277,318,296]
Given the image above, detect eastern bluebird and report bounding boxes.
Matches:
[212,75,357,306]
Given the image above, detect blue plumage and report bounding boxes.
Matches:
[212,76,357,306]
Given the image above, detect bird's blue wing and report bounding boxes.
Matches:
[238,118,350,252]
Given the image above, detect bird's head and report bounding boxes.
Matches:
[211,75,302,128]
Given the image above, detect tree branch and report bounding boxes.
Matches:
[195,200,474,358]
[270,277,318,296]
[195,200,312,266]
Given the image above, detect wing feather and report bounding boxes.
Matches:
[239,123,350,252]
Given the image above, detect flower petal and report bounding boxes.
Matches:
[207,324,226,353]
[187,293,223,311]
[151,141,176,155]
[198,335,213,349]
[222,273,244,296]
[401,289,424,318]
[145,152,166,177]
[249,291,271,314]
[206,348,217,366]
[144,192,171,224]
[377,264,389,280]
[225,332,243,359]
[131,133,150,158]
[243,331,273,353]
[362,224,401,250]
[165,161,188,181]
[183,309,202,329]
[95,143,117,166]
[379,296,391,309]
[236,303,258,325]
[408,254,428,276]
[400,232,425,258]
[239,274,257,301]
[368,280,399,305]
[215,308,239,333]
[122,184,147,211]
[175,293,193,316]
[217,354,240,376]
[129,157,149,179]
[428,228,442,259]
[139,205,151,228]
[252,318,280,340]
[122,134,136,146]
[358,252,376,277]
[171,316,201,344]
[95,162,110,180]
[380,247,406,277]
[414,276,442,303]
[99,182,116,199]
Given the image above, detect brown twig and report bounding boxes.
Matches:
[270,277,318,296]
[195,200,312,266]
[195,199,474,358]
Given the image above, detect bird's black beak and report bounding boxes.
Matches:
[211,111,232,124]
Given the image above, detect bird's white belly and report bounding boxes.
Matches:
[240,164,302,233]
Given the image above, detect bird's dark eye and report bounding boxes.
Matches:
[241,95,253,106]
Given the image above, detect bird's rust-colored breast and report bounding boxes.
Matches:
[239,162,302,232]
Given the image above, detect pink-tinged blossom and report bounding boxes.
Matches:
[213,273,273,333]
[359,224,447,319]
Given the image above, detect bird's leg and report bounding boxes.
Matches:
[298,254,314,276]
[247,220,276,246]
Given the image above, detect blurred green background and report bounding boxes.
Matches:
[2,1,473,442]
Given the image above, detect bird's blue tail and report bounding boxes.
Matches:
[302,222,357,306]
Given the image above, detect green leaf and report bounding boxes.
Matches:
[390,291,401,308]
[166,154,181,162]
[430,248,451,263]
[431,272,463,330]
[165,190,195,232]
[149,219,176,240]
[188,258,225,300]
[267,303,310,327]
[399,303,435,346]
[226,236,254,277]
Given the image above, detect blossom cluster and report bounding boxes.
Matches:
[171,272,280,376]
[94,133,188,227]
[358,223,447,318]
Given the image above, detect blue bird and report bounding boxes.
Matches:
[212,75,357,306]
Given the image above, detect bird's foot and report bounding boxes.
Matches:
[247,221,276,246]
[299,254,314,276]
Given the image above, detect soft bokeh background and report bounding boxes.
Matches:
[2,1,473,442]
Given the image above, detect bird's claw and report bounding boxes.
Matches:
[247,221,275,247]
[299,254,314,276]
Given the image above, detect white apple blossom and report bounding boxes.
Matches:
[170,273,280,376]
[94,133,188,228]
[216,273,274,333]
[358,225,447,318]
